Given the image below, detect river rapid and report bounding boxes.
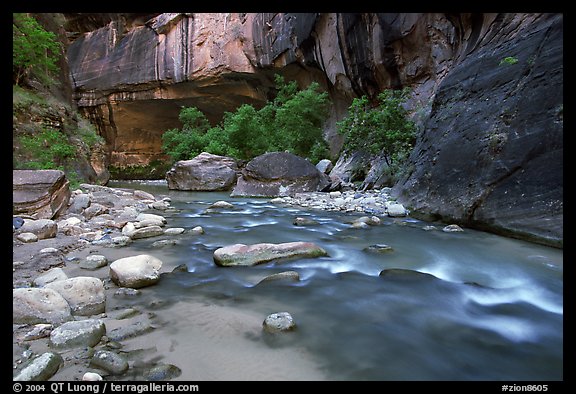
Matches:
[103,180,563,381]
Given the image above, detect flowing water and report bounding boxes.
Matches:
[104,180,563,381]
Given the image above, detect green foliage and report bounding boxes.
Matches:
[499,56,519,66]
[161,75,331,163]
[337,88,416,167]
[18,127,76,170]
[13,13,62,86]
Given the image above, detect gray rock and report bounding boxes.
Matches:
[166,152,238,191]
[33,267,68,287]
[213,242,328,267]
[151,239,178,248]
[231,152,331,197]
[379,269,439,281]
[386,203,407,217]
[80,255,108,270]
[107,320,154,341]
[49,319,106,349]
[114,287,142,298]
[16,232,38,243]
[109,254,163,288]
[293,217,319,226]
[135,213,167,227]
[443,224,464,232]
[364,244,394,253]
[122,223,165,239]
[83,203,110,220]
[190,226,204,235]
[316,159,333,174]
[144,363,182,381]
[13,169,70,220]
[13,352,63,381]
[68,193,91,214]
[23,324,53,341]
[46,277,106,316]
[263,312,296,333]
[90,350,129,375]
[257,271,300,285]
[164,227,185,235]
[18,219,58,240]
[13,287,72,324]
[207,200,234,209]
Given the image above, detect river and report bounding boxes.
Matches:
[103,180,563,381]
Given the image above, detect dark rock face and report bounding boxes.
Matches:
[392,14,563,248]
[165,152,238,191]
[62,12,563,247]
[231,152,330,197]
[13,170,71,219]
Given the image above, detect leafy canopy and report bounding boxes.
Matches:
[162,75,331,163]
[13,13,61,85]
[337,88,416,166]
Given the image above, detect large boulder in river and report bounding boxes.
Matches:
[213,241,328,267]
[231,152,331,197]
[165,152,238,191]
[13,170,71,219]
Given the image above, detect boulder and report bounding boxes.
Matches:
[49,319,106,349]
[166,152,238,191]
[109,254,163,288]
[90,350,129,375]
[13,169,71,219]
[257,271,300,285]
[13,288,72,325]
[316,159,333,174]
[213,241,328,267]
[33,267,68,287]
[122,223,165,239]
[17,219,58,240]
[45,277,106,316]
[13,352,63,381]
[231,152,331,197]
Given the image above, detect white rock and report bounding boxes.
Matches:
[109,254,163,288]
[82,372,103,381]
[263,312,296,333]
[45,277,106,316]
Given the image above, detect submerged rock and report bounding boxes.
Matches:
[213,242,328,267]
[257,271,300,285]
[263,312,296,333]
[379,268,439,281]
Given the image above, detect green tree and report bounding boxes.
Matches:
[13,13,62,86]
[337,88,416,166]
[161,107,212,161]
[161,75,332,164]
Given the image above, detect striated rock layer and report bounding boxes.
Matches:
[64,13,563,247]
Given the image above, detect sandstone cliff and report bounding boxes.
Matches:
[63,12,563,247]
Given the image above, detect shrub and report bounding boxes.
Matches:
[161,75,331,163]
[18,127,76,170]
[337,88,416,167]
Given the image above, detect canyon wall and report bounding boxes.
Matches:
[64,12,563,246]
